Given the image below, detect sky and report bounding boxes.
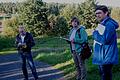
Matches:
[0,0,120,7]
[43,0,120,7]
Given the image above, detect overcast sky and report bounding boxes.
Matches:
[0,0,120,7]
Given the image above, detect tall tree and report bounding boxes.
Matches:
[60,4,78,22]
[19,0,48,36]
[77,0,97,28]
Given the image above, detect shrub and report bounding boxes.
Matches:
[2,17,19,37]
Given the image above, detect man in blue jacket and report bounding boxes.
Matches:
[92,5,119,80]
[15,25,38,80]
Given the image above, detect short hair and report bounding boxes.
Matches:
[95,5,110,16]
[95,5,108,12]
[71,16,80,25]
[18,25,26,30]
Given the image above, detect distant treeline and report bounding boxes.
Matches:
[0,0,120,37]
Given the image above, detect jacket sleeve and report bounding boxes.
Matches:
[27,33,35,48]
[15,35,19,48]
[74,28,88,44]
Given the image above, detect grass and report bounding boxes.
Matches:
[34,37,69,49]
[0,32,120,80]
[34,38,120,80]
[0,36,68,54]
[0,36,15,51]
[35,49,100,80]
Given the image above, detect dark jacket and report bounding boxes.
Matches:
[15,32,35,52]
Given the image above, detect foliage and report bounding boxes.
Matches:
[111,7,120,29]
[45,2,66,16]
[47,15,69,36]
[2,17,19,37]
[0,36,15,51]
[60,0,97,29]
[0,2,19,14]
[60,4,78,22]
[18,0,49,36]
[54,16,69,36]
[1,0,120,37]
[77,0,97,28]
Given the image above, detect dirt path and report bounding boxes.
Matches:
[0,53,64,80]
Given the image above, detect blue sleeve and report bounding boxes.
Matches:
[104,23,116,44]
[93,30,105,44]
[93,23,115,45]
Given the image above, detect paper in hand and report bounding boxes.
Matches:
[96,24,105,35]
[60,37,71,43]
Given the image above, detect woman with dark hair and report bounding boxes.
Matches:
[68,16,88,80]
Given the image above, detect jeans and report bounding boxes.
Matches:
[19,51,38,80]
[72,50,86,80]
[99,64,113,80]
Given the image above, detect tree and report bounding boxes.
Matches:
[2,16,19,37]
[18,0,49,36]
[47,15,68,36]
[47,3,60,16]
[60,4,78,22]
[111,7,120,29]
[0,2,19,14]
[77,0,97,28]
[54,16,68,36]
[60,0,97,29]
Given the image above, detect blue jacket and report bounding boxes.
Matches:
[92,17,119,65]
[69,26,88,54]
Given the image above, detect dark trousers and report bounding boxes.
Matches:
[99,64,113,80]
[19,51,38,80]
[72,50,86,80]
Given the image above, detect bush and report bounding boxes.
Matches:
[2,17,19,37]
[0,36,15,51]
[47,15,69,36]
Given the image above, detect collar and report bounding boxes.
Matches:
[19,32,27,38]
[20,32,26,36]
[100,16,110,25]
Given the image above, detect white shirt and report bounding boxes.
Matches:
[21,35,25,43]
[70,28,77,50]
